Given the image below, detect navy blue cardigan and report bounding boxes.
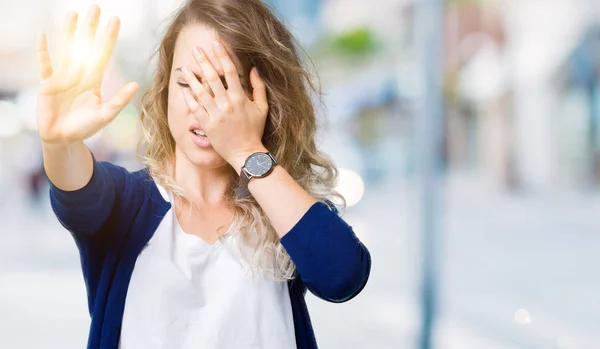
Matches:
[49,158,371,349]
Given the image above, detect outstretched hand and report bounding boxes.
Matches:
[36,5,138,146]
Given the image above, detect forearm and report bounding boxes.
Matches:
[47,144,119,236]
[230,148,317,237]
[231,150,371,302]
[249,165,318,238]
[42,140,94,191]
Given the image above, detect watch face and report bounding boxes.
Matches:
[245,153,274,177]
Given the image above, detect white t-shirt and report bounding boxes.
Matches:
[119,184,296,349]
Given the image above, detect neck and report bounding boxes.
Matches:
[172,148,234,205]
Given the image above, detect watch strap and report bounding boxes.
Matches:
[235,168,252,198]
[234,185,252,198]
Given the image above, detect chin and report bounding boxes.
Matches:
[192,154,229,169]
[181,145,228,169]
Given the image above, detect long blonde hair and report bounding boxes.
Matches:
[137,0,345,280]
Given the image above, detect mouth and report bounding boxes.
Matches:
[189,123,212,148]
[189,124,207,138]
[191,129,207,137]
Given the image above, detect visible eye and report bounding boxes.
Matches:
[176,81,189,88]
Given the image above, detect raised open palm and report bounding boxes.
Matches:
[36,5,138,146]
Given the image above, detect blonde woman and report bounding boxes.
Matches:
[36,1,371,348]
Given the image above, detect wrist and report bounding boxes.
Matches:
[41,140,86,155]
[229,146,269,175]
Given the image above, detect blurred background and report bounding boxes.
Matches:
[1,0,600,348]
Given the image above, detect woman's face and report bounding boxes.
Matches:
[167,23,250,169]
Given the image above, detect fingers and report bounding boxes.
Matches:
[36,32,53,81]
[182,66,218,116]
[213,40,244,97]
[100,81,138,122]
[59,10,78,72]
[41,72,80,95]
[182,87,209,126]
[192,47,228,104]
[71,5,101,81]
[82,5,101,47]
[250,67,268,111]
[82,16,120,89]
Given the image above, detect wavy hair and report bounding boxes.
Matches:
[137,0,345,280]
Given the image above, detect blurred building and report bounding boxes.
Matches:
[443,0,600,191]
[554,26,600,188]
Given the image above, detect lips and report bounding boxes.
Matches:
[189,123,206,136]
[189,123,203,132]
[190,129,212,148]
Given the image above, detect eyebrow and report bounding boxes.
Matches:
[174,67,243,79]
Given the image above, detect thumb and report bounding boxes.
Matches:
[250,67,268,111]
[100,82,139,121]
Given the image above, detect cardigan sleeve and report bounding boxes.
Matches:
[48,151,126,237]
[280,201,372,303]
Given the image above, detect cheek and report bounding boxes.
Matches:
[169,82,189,111]
[167,87,187,133]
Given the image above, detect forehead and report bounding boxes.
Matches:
[172,23,242,75]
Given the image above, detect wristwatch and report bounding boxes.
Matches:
[234,151,278,198]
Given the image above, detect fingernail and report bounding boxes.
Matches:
[192,47,204,60]
[253,67,260,78]
[213,41,223,54]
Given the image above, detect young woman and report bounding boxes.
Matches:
[36,1,371,348]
